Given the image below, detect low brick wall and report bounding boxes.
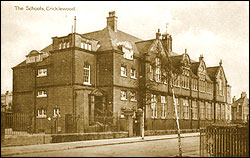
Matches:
[51,132,128,143]
[2,132,129,147]
[145,129,199,136]
[2,134,52,147]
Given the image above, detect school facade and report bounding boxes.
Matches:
[12,11,232,134]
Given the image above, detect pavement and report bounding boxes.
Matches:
[1,132,200,157]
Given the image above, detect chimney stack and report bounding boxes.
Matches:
[219,59,222,66]
[156,29,161,39]
[241,92,247,98]
[107,11,118,32]
[199,54,204,62]
[232,96,236,103]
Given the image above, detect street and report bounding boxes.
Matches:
[10,136,200,157]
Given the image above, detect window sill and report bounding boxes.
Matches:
[37,116,47,118]
[130,99,137,102]
[37,95,47,98]
[121,98,127,101]
[37,75,47,78]
[161,117,166,119]
[173,85,181,88]
[83,82,91,86]
[130,77,137,80]
[121,75,127,78]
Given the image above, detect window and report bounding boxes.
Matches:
[161,96,167,119]
[151,94,157,118]
[174,97,180,118]
[63,42,66,49]
[182,71,190,89]
[221,104,225,120]
[37,90,47,98]
[183,99,189,119]
[88,44,92,51]
[121,65,127,77]
[53,108,60,118]
[219,78,223,96]
[66,42,70,48]
[83,63,91,85]
[81,42,84,49]
[155,58,161,82]
[216,104,221,120]
[173,76,180,87]
[200,102,205,119]
[122,47,133,60]
[121,90,127,100]
[84,43,88,50]
[26,55,41,64]
[59,42,62,49]
[37,68,47,77]
[156,67,161,82]
[192,101,198,120]
[130,68,136,79]
[192,79,198,90]
[130,91,136,101]
[149,64,154,80]
[37,109,46,118]
[206,103,212,120]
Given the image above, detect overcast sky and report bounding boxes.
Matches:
[1,1,249,99]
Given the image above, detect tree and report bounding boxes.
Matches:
[140,40,184,156]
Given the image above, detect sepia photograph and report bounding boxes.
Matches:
[1,1,249,157]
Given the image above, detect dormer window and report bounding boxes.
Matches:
[66,42,70,48]
[122,47,133,60]
[63,42,66,49]
[59,42,62,49]
[81,41,92,51]
[26,55,41,64]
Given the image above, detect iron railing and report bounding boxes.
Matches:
[200,124,249,157]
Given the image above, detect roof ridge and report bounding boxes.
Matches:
[117,30,142,41]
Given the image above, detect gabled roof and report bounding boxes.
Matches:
[81,27,142,55]
[232,96,249,108]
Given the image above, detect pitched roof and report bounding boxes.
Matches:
[169,55,184,68]
[191,62,200,75]
[82,27,142,55]
[135,39,154,53]
[206,66,219,81]
[41,44,52,53]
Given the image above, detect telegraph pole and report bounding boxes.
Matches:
[33,57,37,133]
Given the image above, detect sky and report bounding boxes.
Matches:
[1,1,249,99]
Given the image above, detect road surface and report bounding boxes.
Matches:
[10,136,200,157]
